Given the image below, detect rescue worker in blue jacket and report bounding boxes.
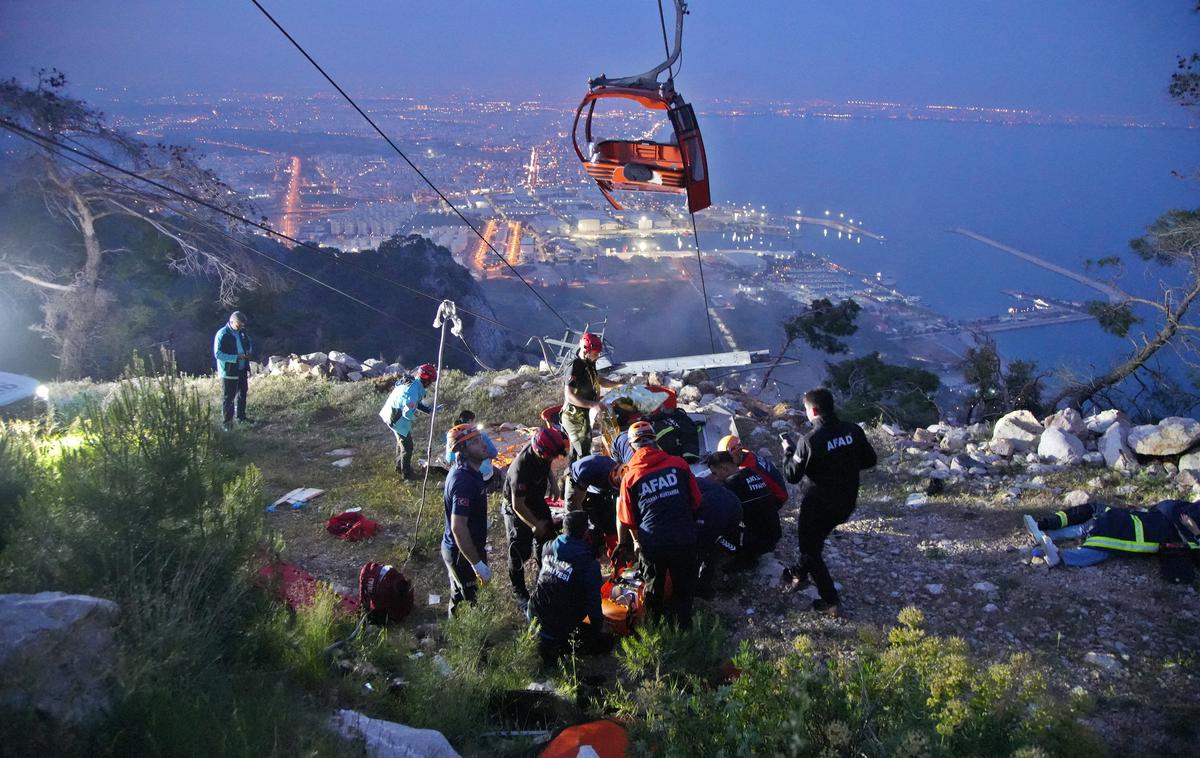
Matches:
[695,477,743,600]
[442,424,493,616]
[379,363,437,480]
[565,453,622,544]
[782,388,877,617]
[617,420,701,629]
[707,450,782,569]
[1024,499,1200,569]
[528,511,611,663]
[213,311,253,429]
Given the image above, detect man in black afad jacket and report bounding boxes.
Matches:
[783,388,876,617]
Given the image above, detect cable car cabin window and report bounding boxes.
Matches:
[669,104,698,135]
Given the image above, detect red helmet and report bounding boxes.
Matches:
[579,332,602,353]
[416,363,437,382]
[446,423,480,452]
[531,427,569,459]
[628,420,657,447]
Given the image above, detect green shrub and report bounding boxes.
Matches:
[619,607,1103,758]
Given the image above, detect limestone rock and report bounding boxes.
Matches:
[677,385,702,405]
[990,439,1017,457]
[1100,423,1137,471]
[1063,490,1091,507]
[328,351,361,371]
[940,428,969,453]
[912,428,937,446]
[991,410,1043,452]
[299,351,329,366]
[1128,417,1200,456]
[0,592,120,726]
[1038,428,1085,465]
[1179,449,1200,473]
[330,709,461,758]
[1084,409,1127,436]
[1044,408,1086,437]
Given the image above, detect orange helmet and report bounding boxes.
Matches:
[717,434,741,452]
[446,423,480,452]
[628,420,657,447]
[416,363,438,383]
[531,427,569,459]
[580,332,603,353]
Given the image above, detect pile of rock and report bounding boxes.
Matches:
[882,408,1200,492]
[264,350,404,382]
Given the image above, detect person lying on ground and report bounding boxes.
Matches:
[1023,499,1200,572]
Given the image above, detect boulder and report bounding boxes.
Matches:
[0,592,119,726]
[1038,428,1085,465]
[1063,490,1091,507]
[347,371,363,382]
[989,439,1017,457]
[1084,409,1127,436]
[964,422,989,441]
[328,351,361,371]
[1176,469,1200,489]
[267,355,291,373]
[1178,449,1200,473]
[677,385,702,405]
[1044,408,1086,437]
[991,410,1042,452]
[330,710,460,758]
[1099,423,1137,471]
[912,428,938,446]
[940,428,969,454]
[1129,417,1200,456]
[299,351,329,366]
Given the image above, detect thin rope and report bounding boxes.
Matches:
[690,211,718,352]
[657,0,675,84]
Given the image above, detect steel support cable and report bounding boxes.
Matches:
[690,211,718,353]
[0,120,481,358]
[248,0,573,331]
[48,135,522,338]
[657,0,676,83]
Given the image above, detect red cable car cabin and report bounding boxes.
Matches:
[572,85,711,215]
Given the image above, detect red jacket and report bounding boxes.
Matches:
[740,450,788,506]
[618,446,700,548]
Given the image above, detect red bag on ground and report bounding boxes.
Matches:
[540,720,629,758]
[326,510,379,541]
[358,562,414,625]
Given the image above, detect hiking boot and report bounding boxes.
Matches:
[811,599,841,618]
[1023,514,1046,546]
[1041,534,1061,567]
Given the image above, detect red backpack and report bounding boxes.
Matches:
[357,562,414,625]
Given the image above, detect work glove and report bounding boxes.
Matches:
[473,561,492,585]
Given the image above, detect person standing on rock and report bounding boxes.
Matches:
[442,424,493,615]
[782,388,877,617]
[379,363,437,480]
[213,310,253,430]
[561,332,620,462]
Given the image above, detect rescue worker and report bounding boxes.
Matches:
[446,409,499,488]
[617,420,701,629]
[562,332,619,462]
[1023,499,1200,570]
[442,424,493,616]
[503,426,570,612]
[694,477,743,600]
[379,363,438,480]
[213,310,253,429]
[565,453,622,549]
[706,450,781,569]
[782,388,877,617]
[528,511,611,663]
[717,434,789,507]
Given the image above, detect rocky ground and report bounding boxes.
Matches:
[235,369,1200,755]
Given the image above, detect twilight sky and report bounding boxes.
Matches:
[1,1,1197,119]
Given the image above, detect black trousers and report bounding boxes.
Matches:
[1036,503,1107,531]
[440,542,478,617]
[640,543,698,630]
[504,508,556,600]
[795,498,854,604]
[393,431,416,477]
[221,370,248,422]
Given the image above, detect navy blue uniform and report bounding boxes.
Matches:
[503,445,556,601]
[441,461,488,615]
[569,454,620,536]
[696,478,743,597]
[529,535,604,648]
